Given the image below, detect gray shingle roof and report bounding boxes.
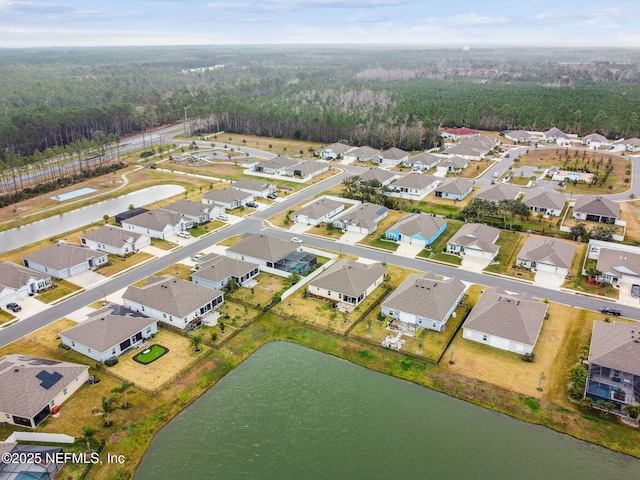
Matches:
[193,254,257,283]
[0,262,50,289]
[309,259,385,297]
[232,178,274,192]
[392,173,438,190]
[389,213,446,239]
[333,202,387,230]
[258,156,301,170]
[448,223,500,254]
[350,146,380,158]
[473,183,521,202]
[523,189,566,211]
[0,354,88,419]
[583,133,607,143]
[80,225,144,248]
[382,272,465,322]
[408,152,441,166]
[517,237,576,270]
[589,321,640,376]
[596,247,640,277]
[122,209,183,230]
[381,147,409,160]
[162,199,210,217]
[61,304,156,353]
[436,178,474,195]
[23,243,106,271]
[440,156,469,169]
[226,233,299,263]
[573,195,620,219]
[544,127,569,139]
[358,168,395,184]
[322,142,352,154]
[123,275,223,318]
[295,198,343,219]
[458,135,496,150]
[202,187,252,203]
[463,287,548,346]
[294,161,330,175]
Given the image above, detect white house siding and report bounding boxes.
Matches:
[225,251,270,267]
[311,276,383,306]
[463,247,496,261]
[49,369,89,411]
[122,300,214,329]
[0,287,21,305]
[381,307,450,332]
[463,328,532,354]
[121,221,183,240]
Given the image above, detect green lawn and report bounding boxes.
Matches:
[483,231,526,275]
[133,344,168,364]
[99,252,154,276]
[36,280,84,304]
[358,234,399,251]
[418,220,465,265]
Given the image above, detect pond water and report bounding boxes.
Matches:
[135,342,640,480]
[0,185,184,253]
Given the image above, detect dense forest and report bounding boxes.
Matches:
[3,45,640,168]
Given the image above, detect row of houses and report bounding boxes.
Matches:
[501,126,640,152]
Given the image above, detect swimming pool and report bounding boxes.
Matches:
[51,187,97,201]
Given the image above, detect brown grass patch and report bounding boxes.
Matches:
[618,200,640,243]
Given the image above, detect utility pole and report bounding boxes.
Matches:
[184,107,188,138]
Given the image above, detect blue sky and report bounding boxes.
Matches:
[1,0,640,48]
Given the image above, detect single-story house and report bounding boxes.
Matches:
[462,287,548,355]
[22,243,108,279]
[381,272,466,332]
[403,152,441,170]
[434,178,474,201]
[318,142,354,160]
[115,207,149,226]
[254,156,301,175]
[441,127,479,140]
[332,202,388,235]
[446,223,500,260]
[516,237,576,276]
[343,146,381,163]
[572,195,620,224]
[292,197,345,226]
[120,209,190,239]
[504,130,538,144]
[292,160,330,179]
[442,145,485,161]
[201,187,254,210]
[232,178,276,198]
[308,259,386,310]
[593,246,640,286]
[374,147,410,166]
[226,233,316,274]
[385,213,447,247]
[473,183,521,203]
[438,155,470,174]
[0,262,52,306]
[624,137,640,152]
[543,127,571,145]
[60,304,158,363]
[0,354,89,428]
[122,275,224,330]
[191,253,260,290]
[388,173,440,199]
[582,133,608,148]
[585,321,640,414]
[80,225,151,256]
[522,189,566,217]
[162,199,216,225]
[357,168,397,187]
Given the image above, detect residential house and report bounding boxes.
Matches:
[462,287,548,355]
[60,304,158,363]
[292,160,330,179]
[375,147,410,166]
[438,156,470,174]
[254,156,301,175]
[434,178,474,201]
[232,178,276,198]
[120,209,190,239]
[191,253,260,290]
[0,442,64,478]
[585,321,640,414]
[308,259,386,310]
[522,189,566,217]
[444,136,496,160]
[292,197,345,226]
[332,202,388,235]
[342,146,381,163]
[446,223,500,260]
[0,262,52,306]
[22,243,108,279]
[592,245,640,287]
[226,233,316,274]
[357,168,397,187]
[162,199,216,225]
[388,173,440,199]
[403,152,441,170]
[504,130,538,144]
[572,195,620,224]
[516,237,576,276]
[385,213,447,247]
[381,272,466,332]
[318,142,354,160]
[0,354,89,428]
[202,187,254,210]
[80,225,151,256]
[115,207,149,226]
[582,133,608,148]
[543,127,571,145]
[122,275,224,329]
[441,127,479,140]
[624,137,640,152]
[473,183,521,203]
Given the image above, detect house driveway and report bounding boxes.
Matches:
[395,242,424,258]
[533,271,565,289]
[141,245,171,257]
[618,283,640,307]
[69,270,106,288]
[461,256,492,272]
[337,231,367,244]
[289,223,314,234]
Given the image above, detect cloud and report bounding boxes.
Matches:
[347,10,398,23]
[2,0,74,14]
[206,0,408,13]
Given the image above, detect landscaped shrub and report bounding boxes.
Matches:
[104,357,119,367]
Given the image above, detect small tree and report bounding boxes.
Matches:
[190,334,203,353]
[103,214,110,224]
[219,320,225,333]
[93,396,118,427]
[579,397,594,412]
[623,404,640,419]
[111,380,134,409]
[81,424,99,453]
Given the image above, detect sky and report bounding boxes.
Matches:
[2,0,640,48]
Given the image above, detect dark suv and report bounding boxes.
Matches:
[6,303,21,312]
[600,306,621,316]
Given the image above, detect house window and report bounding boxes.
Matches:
[146,327,152,333]
[482,335,488,341]
[112,348,116,355]
[432,322,437,328]
[71,341,75,347]
[63,388,68,395]
[163,313,167,318]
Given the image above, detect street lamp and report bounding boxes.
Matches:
[102,288,107,307]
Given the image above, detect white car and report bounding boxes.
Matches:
[291,237,303,244]
[217,214,229,221]
[177,231,191,239]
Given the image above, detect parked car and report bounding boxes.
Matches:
[600,306,621,316]
[217,214,229,221]
[191,254,204,262]
[632,284,640,298]
[6,303,21,312]
[266,193,277,200]
[291,237,303,244]
[177,231,191,238]
[246,201,259,208]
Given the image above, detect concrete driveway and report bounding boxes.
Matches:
[338,231,366,244]
[533,271,565,289]
[69,270,106,288]
[618,283,640,307]
[461,256,492,272]
[289,223,313,234]
[395,242,424,258]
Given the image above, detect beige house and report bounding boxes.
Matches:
[357,168,397,187]
[523,189,566,217]
[292,197,345,226]
[473,183,521,203]
[80,225,151,256]
[572,196,620,224]
[516,237,576,276]
[446,223,500,260]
